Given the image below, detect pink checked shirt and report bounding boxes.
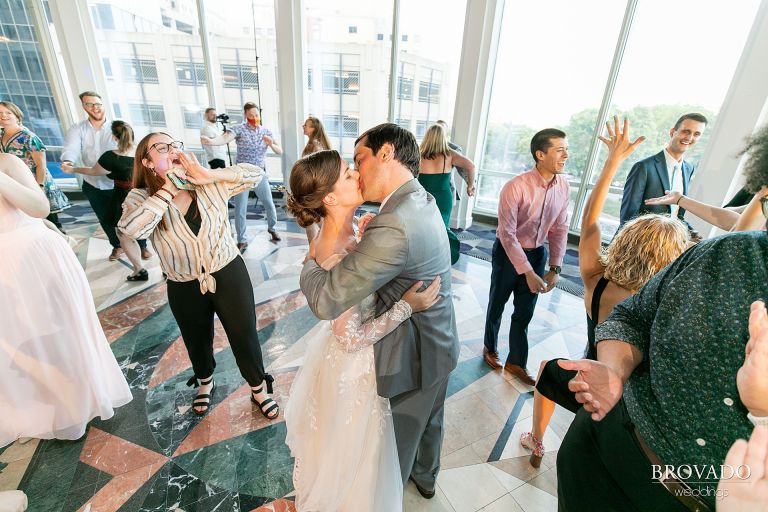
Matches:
[496,168,570,274]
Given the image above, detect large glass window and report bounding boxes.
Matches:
[304,0,394,158]
[0,0,66,148]
[395,0,466,141]
[477,0,626,217]
[86,1,209,151]
[582,0,762,238]
[202,0,282,180]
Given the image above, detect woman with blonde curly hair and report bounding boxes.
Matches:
[520,118,690,467]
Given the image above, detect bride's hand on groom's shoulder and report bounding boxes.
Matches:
[403,276,442,312]
[357,212,377,237]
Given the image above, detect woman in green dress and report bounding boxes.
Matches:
[418,124,476,264]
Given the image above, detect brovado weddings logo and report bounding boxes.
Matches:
[652,464,752,500]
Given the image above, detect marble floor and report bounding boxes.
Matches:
[0,201,588,512]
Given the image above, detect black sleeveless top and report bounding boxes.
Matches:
[585,276,610,360]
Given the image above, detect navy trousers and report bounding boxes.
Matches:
[483,239,547,367]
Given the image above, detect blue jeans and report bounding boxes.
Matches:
[232,175,277,244]
[483,239,547,367]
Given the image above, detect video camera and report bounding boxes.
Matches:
[216,113,229,124]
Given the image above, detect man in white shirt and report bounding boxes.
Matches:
[200,108,228,169]
[619,113,707,228]
[61,91,150,260]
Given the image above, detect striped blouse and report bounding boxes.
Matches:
[118,164,262,293]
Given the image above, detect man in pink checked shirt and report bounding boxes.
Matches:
[482,128,570,385]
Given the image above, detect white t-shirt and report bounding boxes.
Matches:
[200,121,228,162]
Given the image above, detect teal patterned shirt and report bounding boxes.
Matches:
[596,231,765,503]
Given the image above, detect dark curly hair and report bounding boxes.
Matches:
[286,150,342,227]
[742,124,768,193]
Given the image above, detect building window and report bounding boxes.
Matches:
[102,57,113,78]
[113,103,122,118]
[176,20,194,35]
[175,61,206,86]
[397,77,413,100]
[308,68,313,90]
[377,33,384,41]
[322,70,360,95]
[91,3,115,30]
[225,109,244,124]
[221,64,259,89]
[323,115,359,137]
[396,118,411,130]
[402,34,408,42]
[182,107,202,129]
[415,120,429,138]
[348,26,357,34]
[418,81,440,104]
[121,58,159,84]
[129,104,166,126]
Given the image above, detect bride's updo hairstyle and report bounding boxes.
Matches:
[286,149,342,228]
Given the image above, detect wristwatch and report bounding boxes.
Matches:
[549,265,562,275]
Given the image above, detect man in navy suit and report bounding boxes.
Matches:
[619,113,708,227]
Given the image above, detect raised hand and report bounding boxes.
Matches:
[558,359,624,421]
[178,153,214,185]
[718,426,768,512]
[644,190,682,206]
[598,116,645,163]
[738,301,768,417]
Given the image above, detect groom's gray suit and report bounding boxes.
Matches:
[300,178,459,488]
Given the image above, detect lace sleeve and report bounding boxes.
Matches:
[330,300,412,352]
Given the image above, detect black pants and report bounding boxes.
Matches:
[46,212,62,229]
[82,181,120,248]
[209,158,226,169]
[483,239,547,367]
[166,257,267,386]
[557,402,689,512]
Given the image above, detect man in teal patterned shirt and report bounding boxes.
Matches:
[555,126,768,511]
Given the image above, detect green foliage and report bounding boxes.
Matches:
[482,104,717,185]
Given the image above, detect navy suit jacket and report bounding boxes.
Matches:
[619,150,695,226]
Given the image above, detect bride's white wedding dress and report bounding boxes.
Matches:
[284,250,408,512]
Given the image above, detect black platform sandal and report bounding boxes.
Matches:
[187,375,216,416]
[126,268,149,281]
[251,374,279,419]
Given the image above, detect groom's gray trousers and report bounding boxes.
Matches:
[390,376,450,487]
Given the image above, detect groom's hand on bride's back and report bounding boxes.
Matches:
[403,276,442,312]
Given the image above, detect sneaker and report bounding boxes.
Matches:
[268,229,281,242]
[109,248,124,261]
[520,432,545,468]
[141,248,153,260]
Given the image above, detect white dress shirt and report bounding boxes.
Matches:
[200,121,227,162]
[663,149,686,217]
[61,118,117,190]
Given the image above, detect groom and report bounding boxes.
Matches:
[300,123,459,498]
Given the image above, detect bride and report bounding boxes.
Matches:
[283,149,440,511]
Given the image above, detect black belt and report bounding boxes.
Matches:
[522,246,542,252]
[632,426,713,512]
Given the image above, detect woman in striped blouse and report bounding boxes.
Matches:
[118,132,278,419]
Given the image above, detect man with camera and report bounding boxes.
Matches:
[201,102,282,251]
[200,108,228,169]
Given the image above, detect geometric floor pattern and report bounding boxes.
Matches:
[0,200,588,512]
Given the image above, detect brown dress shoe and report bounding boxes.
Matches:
[483,347,502,370]
[141,248,152,260]
[109,248,123,261]
[504,363,535,386]
[237,242,248,253]
[268,229,281,242]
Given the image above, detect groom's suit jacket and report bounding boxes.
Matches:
[300,179,459,398]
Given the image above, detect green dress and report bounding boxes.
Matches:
[418,169,460,264]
